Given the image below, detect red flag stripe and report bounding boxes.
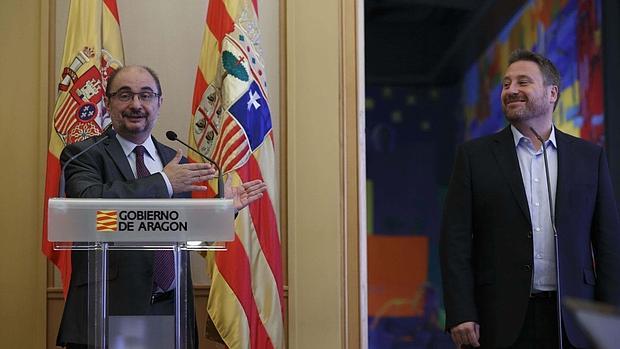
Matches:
[237,156,284,308]
[42,151,73,293]
[57,104,80,134]
[206,0,235,51]
[218,135,245,171]
[210,117,235,160]
[222,145,250,173]
[62,118,79,136]
[54,98,74,130]
[96,217,116,222]
[215,235,276,349]
[54,97,72,122]
[218,114,237,136]
[191,68,208,114]
[219,131,247,166]
[214,123,242,164]
[103,0,121,23]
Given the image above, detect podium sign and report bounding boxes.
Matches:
[49,198,235,243]
[49,198,234,348]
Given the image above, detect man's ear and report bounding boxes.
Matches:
[549,85,559,104]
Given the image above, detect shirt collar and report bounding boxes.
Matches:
[510,124,557,149]
[115,133,157,160]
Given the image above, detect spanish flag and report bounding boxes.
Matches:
[42,0,124,294]
[188,0,284,347]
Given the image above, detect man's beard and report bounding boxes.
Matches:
[502,91,549,122]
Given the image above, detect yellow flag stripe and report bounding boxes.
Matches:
[251,134,279,230]
[102,8,124,63]
[227,173,284,347]
[198,29,220,86]
[207,255,251,348]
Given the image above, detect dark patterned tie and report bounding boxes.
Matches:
[134,145,174,290]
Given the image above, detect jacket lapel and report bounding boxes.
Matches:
[553,129,573,223]
[102,129,135,180]
[153,136,177,165]
[102,129,177,180]
[153,136,183,198]
[492,126,532,224]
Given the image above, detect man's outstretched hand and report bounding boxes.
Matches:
[163,150,216,194]
[224,177,268,212]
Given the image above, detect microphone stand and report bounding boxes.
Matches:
[166,131,224,199]
[530,126,563,349]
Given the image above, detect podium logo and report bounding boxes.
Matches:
[96,210,118,231]
[94,209,187,232]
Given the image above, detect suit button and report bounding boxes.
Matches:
[522,264,532,271]
[527,231,532,238]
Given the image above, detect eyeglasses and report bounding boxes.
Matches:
[109,90,161,103]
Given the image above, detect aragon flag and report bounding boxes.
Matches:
[42,0,124,294]
[188,0,284,347]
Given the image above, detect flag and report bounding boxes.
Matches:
[188,0,284,347]
[42,0,124,294]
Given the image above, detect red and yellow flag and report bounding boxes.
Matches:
[42,0,124,293]
[188,0,284,347]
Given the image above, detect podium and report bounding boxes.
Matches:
[48,198,235,349]
[564,297,620,349]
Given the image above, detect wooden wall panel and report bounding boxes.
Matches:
[0,0,48,347]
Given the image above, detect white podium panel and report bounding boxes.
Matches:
[48,198,234,243]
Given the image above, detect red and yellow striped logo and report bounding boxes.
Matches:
[96,210,117,231]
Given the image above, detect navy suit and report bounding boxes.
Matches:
[56,128,198,348]
[440,126,620,348]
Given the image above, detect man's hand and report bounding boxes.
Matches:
[163,150,216,194]
[450,321,480,348]
[224,177,268,212]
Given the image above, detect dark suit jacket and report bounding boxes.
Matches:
[56,128,198,348]
[440,126,620,348]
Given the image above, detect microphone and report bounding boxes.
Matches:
[59,134,110,198]
[165,131,224,199]
[530,126,563,349]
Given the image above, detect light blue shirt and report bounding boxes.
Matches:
[511,125,558,292]
[115,134,173,197]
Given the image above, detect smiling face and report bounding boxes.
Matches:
[105,66,162,144]
[501,60,557,125]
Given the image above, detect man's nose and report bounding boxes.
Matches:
[129,94,143,107]
[506,82,520,94]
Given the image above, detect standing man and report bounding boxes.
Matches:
[440,50,620,348]
[56,65,267,348]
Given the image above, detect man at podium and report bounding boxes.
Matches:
[56,65,266,349]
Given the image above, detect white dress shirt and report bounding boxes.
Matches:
[511,125,558,292]
[115,133,173,197]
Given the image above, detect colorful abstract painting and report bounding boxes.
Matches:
[463,0,604,143]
